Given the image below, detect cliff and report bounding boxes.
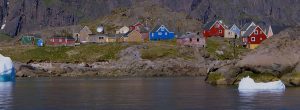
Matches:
[1,0,299,36]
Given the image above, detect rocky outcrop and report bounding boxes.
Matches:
[15,46,208,77]
[206,27,300,86]
[1,0,299,36]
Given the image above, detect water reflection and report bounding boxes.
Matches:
[238,90,284,109]
[0,82,14,110]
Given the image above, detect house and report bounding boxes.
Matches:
[149,25,175,41]
[265,25,274,38]
[123,30,144,43]
[225,24,240,38]
[20,36,35,45]
[35,38,44,47]
[241,25,267,49]
[203,20,226,38]
[177,33,206,47]
[241,22,256,36]
[116,26,130,34]
[88,34,109,43]
[130,22,143,32]
[79,26,93,43]
[47,37,76,46]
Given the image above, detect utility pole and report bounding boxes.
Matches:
[233,34,237,58]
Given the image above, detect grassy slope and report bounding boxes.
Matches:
[0,33,13,43]
[0,44,128,63]
[206,37,249,60]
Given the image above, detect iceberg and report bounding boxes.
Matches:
[238,76,285,90]
[0,54,15,82]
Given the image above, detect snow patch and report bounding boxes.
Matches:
[1,20,6,30]
[238,76,285,90]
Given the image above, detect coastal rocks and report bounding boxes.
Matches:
[14,46,209,78]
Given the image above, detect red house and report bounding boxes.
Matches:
[241,25,267,49]
[129,22,143,32]
[47,37,76,46]
[203,20,226,38]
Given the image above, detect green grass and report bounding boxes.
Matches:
[206,72,226,85]
[0,44,128,63]
[140,41,195,60]
[206,37,249,60]
[235,71,279,83]
[0,33,13,42]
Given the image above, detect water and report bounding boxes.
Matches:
[0,77,300,110]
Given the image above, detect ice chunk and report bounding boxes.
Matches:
[0,54,15,82]
[238,76,285,90]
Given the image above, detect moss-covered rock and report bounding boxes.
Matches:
[206,72,228,85]
[281,72,300,86]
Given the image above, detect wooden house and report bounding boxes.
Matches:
[177,33,206,47]
[241,22,256,36]
[116,26,130,34]
[123,30,144,43]
[203,20,226,38]
[47,37,75,46]
[241,25,267,49]
[225,24,240,38]
[149,25,175,41]
[79,26,93,43]
[20,36,35,45]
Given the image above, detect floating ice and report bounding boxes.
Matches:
[0,54,15,82]
[238,76,285,90]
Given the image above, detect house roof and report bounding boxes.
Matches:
[150,25,162,33]
[203,20,217,30]
[242,26,257,37]
[241,22,256,31]
[230,24,240,30]
[177,33,203,39]
[80,26,93,35]
[51,36,75,40]
[203,20,227,30]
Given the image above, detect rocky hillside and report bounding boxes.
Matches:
[1,0,299,36]
[206,26,300,86]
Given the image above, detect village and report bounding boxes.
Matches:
[18,19,273,50]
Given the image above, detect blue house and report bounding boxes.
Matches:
[36,38,44,47]
[149,25,175,41]
[229,24,241,37]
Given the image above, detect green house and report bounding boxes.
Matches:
[20,36,34,45]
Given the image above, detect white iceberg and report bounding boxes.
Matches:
[238,76,285,90]
[0,54,15,82]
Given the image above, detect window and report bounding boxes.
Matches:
[152,33,154,37]
[254,30,258,35]
[99,37,104,39]
[189,38,192,42]
[197,38,200,42]
[251,37,255,42]
[219,30,222,33]
[165,32,168,35]
[161,28,165,31]
[158,32,162,35]
[260,37,263,40]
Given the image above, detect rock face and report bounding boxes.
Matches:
[1,0,299,36]
[15,46,208,77]
[206,27,300,86]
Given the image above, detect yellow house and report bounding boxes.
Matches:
[123,30,144,42]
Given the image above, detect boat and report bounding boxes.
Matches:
[0,54,15,82]
[238,76,285,90]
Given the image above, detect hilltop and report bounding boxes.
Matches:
[0,0,298,36]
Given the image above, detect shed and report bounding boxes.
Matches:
[20,36,34,45]
[79,26,93,43]
[35,38,44,47]
[47,37,76,46]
